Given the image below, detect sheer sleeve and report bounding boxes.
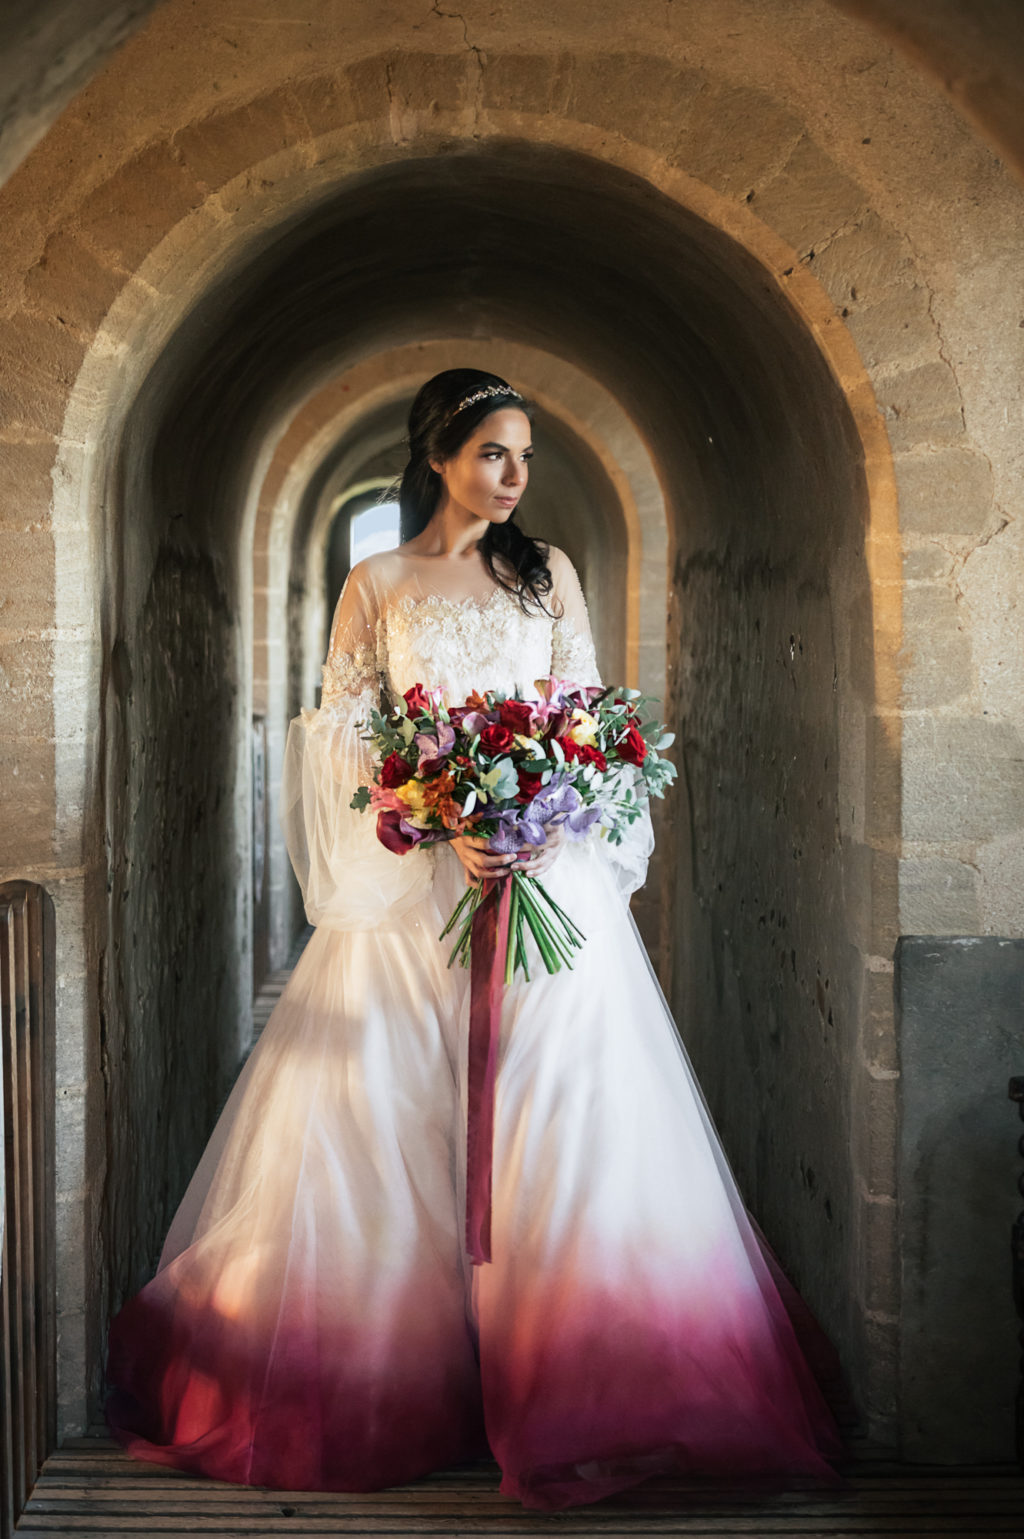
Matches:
[547,547,655,899]
[279,563,433,930]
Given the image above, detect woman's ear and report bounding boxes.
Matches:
[428,457,444,477]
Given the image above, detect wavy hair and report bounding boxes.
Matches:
[398,368,554,614]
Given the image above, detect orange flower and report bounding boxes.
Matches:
[420,768,466,830]
[465,689,489,713]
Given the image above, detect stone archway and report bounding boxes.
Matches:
[1,0,1020,1464]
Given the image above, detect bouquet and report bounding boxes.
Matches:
[350,677,676,1265]
[350,677,676,980]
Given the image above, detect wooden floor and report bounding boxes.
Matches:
[16,1438,1024,1537]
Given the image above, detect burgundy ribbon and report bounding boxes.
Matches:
[465,877,512,1265]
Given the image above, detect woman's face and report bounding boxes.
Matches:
[431,407,533,525]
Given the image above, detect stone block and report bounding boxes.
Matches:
[480,51,569,115]
[23,232,124,337]
[975,832,1024,938]
[0,437,58,530]
[877,360,965,452]
[0,313,87,438]
[807,211,916,309]
[899,856,980,935]
[899,583,972,709]
[855,1065,899,1198]
[894,448,995,536]
[863,711,900,843]
[56,1309,88,1439]
[671,82,803,197]
[859,963,897,1074]
[902,543,952,582]
[54,1083,87,1197]
[753,135,868,256]
[0,528,57,638]
[55,1194,87,1314]
[896,935,1023,1461]
[860,1194,899,1313]
[903,715,1024,842]
[173,91,298,190]
[568,52,703,153]
[845,286,937,372]
[0,633,55,737]
[74,142,206,272]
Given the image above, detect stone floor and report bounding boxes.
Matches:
[16,1438,1024,1537]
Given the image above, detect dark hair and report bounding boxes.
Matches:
[398,368,554,614]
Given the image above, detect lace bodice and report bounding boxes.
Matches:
[320,547,599,710]
[283,545,652,932]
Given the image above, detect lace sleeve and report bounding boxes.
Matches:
[548,546,654,899]
[280,563,432,930]
[549,547,601,686]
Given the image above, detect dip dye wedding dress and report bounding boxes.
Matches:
[106,546,841,1510]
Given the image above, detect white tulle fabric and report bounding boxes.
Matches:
[106,545,838,1510]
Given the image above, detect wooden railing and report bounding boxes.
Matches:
[0,881,56,1539]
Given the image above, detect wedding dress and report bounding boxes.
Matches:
[106,546,841,1510]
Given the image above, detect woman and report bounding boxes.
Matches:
[106,368,841,1510]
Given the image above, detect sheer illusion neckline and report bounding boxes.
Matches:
[387,585,532,619]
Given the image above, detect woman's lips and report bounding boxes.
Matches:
[494,496,518,508]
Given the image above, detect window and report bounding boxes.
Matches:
[350,502,401,566]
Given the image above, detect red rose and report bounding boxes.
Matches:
[499,699,536,735]
[403,683,430,715]
[479,723,515,755]
[516,769,544,804]
[560,738,607,771]
[617,722,647,765]
[380,751,412,789]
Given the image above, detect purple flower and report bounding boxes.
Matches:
[415,722,455,773]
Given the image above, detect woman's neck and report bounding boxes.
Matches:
[405,503,488,559]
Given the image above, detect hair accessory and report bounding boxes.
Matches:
[449,384,523,419]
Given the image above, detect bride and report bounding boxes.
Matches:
[106,368,841,1510]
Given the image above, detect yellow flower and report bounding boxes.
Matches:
[396,780,427,810]
[568,710,599,747]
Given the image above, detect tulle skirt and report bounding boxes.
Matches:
[106,840,841,1509]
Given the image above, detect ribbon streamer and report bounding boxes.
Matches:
[465,877,512,1265]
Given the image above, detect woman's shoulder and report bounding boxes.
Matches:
[542,544,582,599]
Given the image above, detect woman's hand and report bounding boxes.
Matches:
[451,827,564,886]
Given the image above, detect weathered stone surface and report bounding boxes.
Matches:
[23,231,123,336]
[0,436,58,530]
[845,285,936,371]
[896,935,1023,1461]
[894,447,995,536]
[860,964,898,1075]
[0,526,55,627]
[568,53,703,152]
[753,134,868,255]
[73,143,205,271]
[902,543,952,582]
[671,81,803,196]
[903,715,1024,841]
[877,360,965,452]
[805,210,916,308]
[0,634,55,736]
[854,1069,898,1198]
[899,856,980,935]
[171,92,298,191]
[899,582,973,709]
[0,312,86,436]
[860,1193,899,1313]
[480,51,569,115]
